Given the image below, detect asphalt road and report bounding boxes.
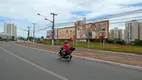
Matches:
[20,42,142,60]
[0,41,142,80]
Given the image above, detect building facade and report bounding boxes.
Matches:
[110,27,124,40]
[110,29,114,40]
[114,27,119,39]
[119,29,125,40]
[139,22,142,40]
[4,23,17,40]
[4,23,17,36]
[125,20,139,43]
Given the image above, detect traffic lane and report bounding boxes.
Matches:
[2,42,142,80]
[18,42,142,60]
[0,47,60,80]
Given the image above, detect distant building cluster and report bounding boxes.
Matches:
[110,20,142,44]
[110,27,124,40]
[0,23,17,40]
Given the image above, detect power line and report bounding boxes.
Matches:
[56,0,136,21]
[34,24,51,30]
[35,1,142,30]
[52,8,142,27]
[56,0,103,14]
[110,15,142,21]
[87,8,142,22]
[36,26,51,32]
[110,18,142,24]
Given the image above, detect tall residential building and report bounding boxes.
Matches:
[4,23,17,37]
[114,27,119,39]
[125,20,139,43]
[139,22,142,40]
[119,29,125,40]
[110,27,121,40]
[110,29,114,40]
[110,27,125,40]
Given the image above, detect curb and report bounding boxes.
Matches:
[73,56,142,71]
[14,42,142,71]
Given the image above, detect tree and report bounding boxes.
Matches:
[29,36,33,41]
[41,36,44,39]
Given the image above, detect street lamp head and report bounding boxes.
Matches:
[37,13,40,15]
[45,18,48,20]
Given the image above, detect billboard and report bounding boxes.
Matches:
[46,29,57,39]
[58,27,75,39]
[77,20,109,39]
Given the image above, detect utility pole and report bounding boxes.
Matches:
[37,13,57,46]
[50,13,57,46]
[32,23,35,42]
[27,27,31,41]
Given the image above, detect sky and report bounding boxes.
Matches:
[0,0,142,38]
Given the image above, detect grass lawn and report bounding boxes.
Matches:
[40,41,142,54]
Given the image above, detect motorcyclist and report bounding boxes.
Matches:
[61,41,71,57]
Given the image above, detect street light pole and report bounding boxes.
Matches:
[50,13,57,46]
[32,23,35,42]
[37,13,57,46]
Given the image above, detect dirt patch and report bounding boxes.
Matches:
[16,42,142,67]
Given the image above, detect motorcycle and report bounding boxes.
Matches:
[58,47,75,62]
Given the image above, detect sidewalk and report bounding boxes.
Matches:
[16,42,142,66]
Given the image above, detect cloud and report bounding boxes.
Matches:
[0,0,142,36]
[120,3,142,7]
[71,10,92,16]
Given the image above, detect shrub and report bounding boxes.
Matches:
[116,40,126,45]
[132,39,142,46]
[44,42,48,45]
[120,40,126,45]
[106,39,114,43]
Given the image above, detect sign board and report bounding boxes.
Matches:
[58,27,75,39]
[46,29,57,39]
[77,20,109,39]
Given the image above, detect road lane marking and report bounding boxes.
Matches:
[0,47,69,80]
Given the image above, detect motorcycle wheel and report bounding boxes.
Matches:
[58,53,61,60]
[67,55,72,62]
